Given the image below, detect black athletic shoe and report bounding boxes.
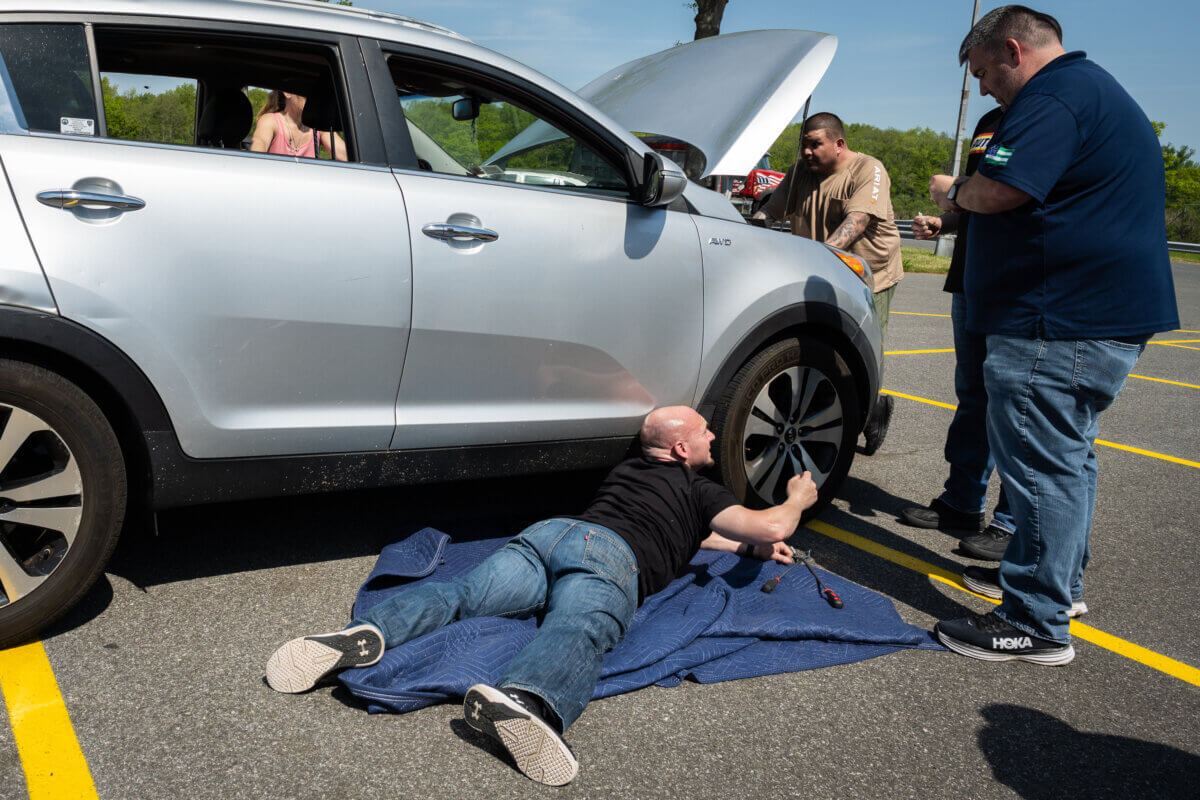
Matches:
[265,623,385,693]
[463,684,578,786]
[899,497,985,532]
[962,566,1088,618]
[960,523,1014,560]
[935,611,1075,665]
[862,394,894,456]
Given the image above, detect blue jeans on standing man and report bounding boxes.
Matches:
[983,335,1146,643]
[941,293,1014,530]
[353,518,639,731]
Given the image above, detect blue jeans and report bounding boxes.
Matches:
[983,335,1146,643]
[354,518,639,731]
[940,293,1013,531]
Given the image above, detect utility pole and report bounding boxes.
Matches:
[950,0,982,177]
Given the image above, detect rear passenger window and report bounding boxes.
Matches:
[0,24,98,135]
[92,27,354,160]
[0,23,356,162]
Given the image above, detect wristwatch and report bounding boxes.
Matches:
[946,180,964,212]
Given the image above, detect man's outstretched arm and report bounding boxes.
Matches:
[700,531,795,564]
[706,472,818,549]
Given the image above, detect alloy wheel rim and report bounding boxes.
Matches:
[0,404,83,607]
[740,365,844,505]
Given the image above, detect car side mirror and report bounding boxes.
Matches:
[452,97,480,122]
[640,151,686,207]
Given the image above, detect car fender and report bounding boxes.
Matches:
[0,306,174,433]
[0,154,56,313]
[689,217,882,425]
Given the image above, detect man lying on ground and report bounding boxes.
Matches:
[265,405,817,786]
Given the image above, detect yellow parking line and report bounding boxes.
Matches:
[1091,440,1200,468]
[881,389,956,410]
[1173,329,1200,334]
[891,311,951,318]
[884,349,956,355]
[1128,374,1200,390]
[0,641,98,800]
[1151,339,1200,344]
[805,520,1200,687]
[1152,342,1200,351]
[881,389,1200,469]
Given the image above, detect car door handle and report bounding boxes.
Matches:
[421,222,499,242]
[37,190,146,212]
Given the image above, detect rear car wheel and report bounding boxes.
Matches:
[0,359,126,647]
[712,337,860,513]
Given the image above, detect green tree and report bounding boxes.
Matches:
[1152,121,1200,240]
[101,78,196,145]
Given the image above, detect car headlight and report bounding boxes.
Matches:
[826,246,872,288]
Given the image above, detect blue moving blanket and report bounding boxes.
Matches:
[340,527,942,713]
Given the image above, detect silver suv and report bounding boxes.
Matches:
[0,0,881,645]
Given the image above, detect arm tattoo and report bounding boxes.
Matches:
[824,211,870,250]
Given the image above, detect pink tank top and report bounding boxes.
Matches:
[267,112,317,157]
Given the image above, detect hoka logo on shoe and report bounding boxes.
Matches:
[993,636,1033,649]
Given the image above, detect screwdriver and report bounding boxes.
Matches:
[759,561,797,594]
[798,548,844,609]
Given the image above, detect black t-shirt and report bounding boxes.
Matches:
[577,457,738,603]
[944,106,1005,294]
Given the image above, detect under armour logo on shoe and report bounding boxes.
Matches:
[356,639,369,656]
[471,700,482,720]
[993,636,1033,650]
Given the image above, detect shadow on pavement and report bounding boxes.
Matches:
[784,475,983,623]
[978,704,1200,798]
[448,717,519,772]
[100,469,608,590]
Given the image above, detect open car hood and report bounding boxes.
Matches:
[489,30,836,178]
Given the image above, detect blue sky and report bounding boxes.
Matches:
[362,0,1200,154]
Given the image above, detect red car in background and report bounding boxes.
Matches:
[732,155,785,215]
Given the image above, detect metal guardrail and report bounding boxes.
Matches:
[897,220,1199,254]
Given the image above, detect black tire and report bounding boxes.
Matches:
[711,337,860,515]
[0,359,126,647]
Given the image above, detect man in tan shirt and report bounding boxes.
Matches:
[754,112,902,454]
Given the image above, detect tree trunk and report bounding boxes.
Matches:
[693,0,729,40]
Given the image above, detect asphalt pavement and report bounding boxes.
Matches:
[2,264,1197,800]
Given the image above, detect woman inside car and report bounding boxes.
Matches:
[249,89,347,160]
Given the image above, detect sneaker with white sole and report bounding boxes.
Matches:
[265,623,384,693]
[935,611,1075,666]
[961,566,1088,618]
[463,684,578,786]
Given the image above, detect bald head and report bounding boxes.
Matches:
[640,406,715,469]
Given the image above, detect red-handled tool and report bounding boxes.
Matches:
[759,562,797,594]
[798,548,843,609]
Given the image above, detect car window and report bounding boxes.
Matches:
[387,58,628,196]
[91,28,354,160]
[0,23,356,161]
[0,24,99,135]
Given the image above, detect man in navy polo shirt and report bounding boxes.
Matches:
[927,5,1178,665]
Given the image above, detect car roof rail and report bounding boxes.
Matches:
[246,0,469,41]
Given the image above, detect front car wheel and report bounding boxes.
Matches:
[712,337,860,513]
